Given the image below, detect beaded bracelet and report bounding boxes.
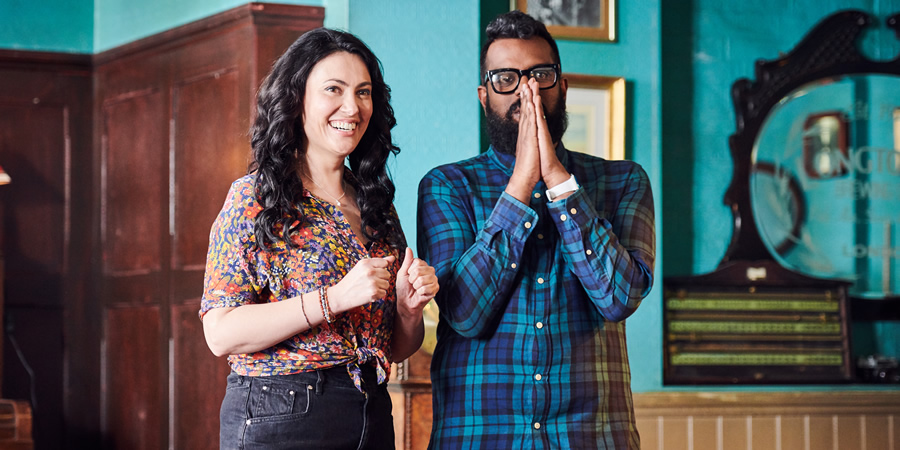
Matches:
[299,292,312,329]
[319,286,335,324]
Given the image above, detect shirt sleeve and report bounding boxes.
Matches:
[417,168,536,338]
[546,163,656,322]
[199,180,263,318]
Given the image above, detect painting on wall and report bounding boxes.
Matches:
[802,111,849,179]
[516,0,616,41]
[563,73,625,160]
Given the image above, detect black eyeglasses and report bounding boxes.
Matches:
[483,64,560,94]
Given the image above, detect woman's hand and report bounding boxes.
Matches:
[395,247,438,319]
[329,255,396,314]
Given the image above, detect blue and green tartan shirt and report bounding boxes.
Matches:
[417,145,655,449]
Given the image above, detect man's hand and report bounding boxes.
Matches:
[505,80,542,203]
[531,79,571,190]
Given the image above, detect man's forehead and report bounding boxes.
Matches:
[485,37,555,70]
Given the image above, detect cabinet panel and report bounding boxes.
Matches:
[104,306,163,450]
[172,69,246,270]
[0,103,67,307]
[171,301,228,450]
[102,90,166,275]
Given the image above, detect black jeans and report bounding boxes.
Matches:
[219,365,394,449]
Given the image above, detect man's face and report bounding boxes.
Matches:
[478,37,568,155]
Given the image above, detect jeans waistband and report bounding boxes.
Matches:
[229,364,382,394]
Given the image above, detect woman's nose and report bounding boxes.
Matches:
[341,94,360,114]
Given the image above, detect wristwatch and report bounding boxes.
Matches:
[545,174,579,202]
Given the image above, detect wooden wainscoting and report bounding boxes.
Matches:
[635,391,900,450]
[391,388,900,450]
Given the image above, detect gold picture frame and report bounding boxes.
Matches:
[516,0,616,42]
[563,73,625,160]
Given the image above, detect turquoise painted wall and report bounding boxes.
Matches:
[662,0,900,377]
[0,0,93,53]
[345,0,484,255]
[94,0,330,52]
[667,0,900,276]
[0,0,348,53]
[350,0,664,391]
[556,0,664,391]
[4,0,897,392]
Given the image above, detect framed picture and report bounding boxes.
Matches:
[894,107,900,151]
[563,73,625,160]
[802,111,849,179]
[516,0,616,42]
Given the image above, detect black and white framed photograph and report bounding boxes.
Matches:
[517,0,616,41]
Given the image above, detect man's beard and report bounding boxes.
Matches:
[485,92,568,156]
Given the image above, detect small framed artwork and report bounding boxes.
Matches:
[516,0,616,42]
[894,107,900,151]
[563,73,625,160]
[802,111,849,179]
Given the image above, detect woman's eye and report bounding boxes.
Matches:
[358,89,371,96]
[325,86,341,94]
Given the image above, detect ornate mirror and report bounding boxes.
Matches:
[663,10,900,384]
[725,10,900,303]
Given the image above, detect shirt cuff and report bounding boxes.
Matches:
[485,190,538,244]
[547,187,600,242]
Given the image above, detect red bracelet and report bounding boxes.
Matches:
[300,293,312,329]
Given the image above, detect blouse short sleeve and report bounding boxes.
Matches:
[200,176,264,317]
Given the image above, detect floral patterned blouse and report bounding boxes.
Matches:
[200,173,402,390]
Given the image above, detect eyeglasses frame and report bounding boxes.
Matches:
[483,63,561,94]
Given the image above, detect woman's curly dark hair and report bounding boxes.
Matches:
[249,28,403,251]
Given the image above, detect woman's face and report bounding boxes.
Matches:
[302,51,373,162]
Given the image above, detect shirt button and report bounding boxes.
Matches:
[560,214,567,221]
[570,208,577,214]
[534,374,542,381]
[511,263,517,269]
[524,221,532,229]
[536,322,544,329]
[537,278,544,284]
[534,422,541,430]
[586,249,593,255]
[534,192,541,199]
[537,233,544,239]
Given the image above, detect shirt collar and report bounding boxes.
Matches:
[487,142,571,175]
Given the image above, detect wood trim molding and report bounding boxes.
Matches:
[633,390,900,416]
[0,49,92,73]
[92,2,323,65]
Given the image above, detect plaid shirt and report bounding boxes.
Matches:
[417,145,655,449]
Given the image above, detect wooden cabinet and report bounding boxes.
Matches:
[93,5,322,449]
[0,4,324,448]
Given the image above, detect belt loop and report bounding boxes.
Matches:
[315,369,325,395]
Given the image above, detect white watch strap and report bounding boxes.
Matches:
[545,174,579,202]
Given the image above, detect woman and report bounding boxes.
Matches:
[200,28,438,450]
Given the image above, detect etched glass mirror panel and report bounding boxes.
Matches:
[751,74,900,298]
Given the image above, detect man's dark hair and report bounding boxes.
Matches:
[480,10,561,77]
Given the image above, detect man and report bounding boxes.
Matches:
[417,10,655,449]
